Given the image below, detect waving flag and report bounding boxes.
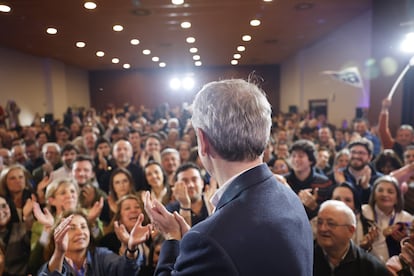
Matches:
[322,67,363,88]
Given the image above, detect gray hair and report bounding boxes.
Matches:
[161,148,179,158]
[319,200,356,227]
[42,142,61,154]
[191,79,272,161]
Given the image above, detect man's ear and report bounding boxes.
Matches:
[196,128,209,157]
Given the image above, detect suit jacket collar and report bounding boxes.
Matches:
[215,163,273,210]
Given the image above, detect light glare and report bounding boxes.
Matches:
[242,35,252,41]
[113,25,124,32]
[182,77,195,90]
[250,19,261,27]
[172,0,184,5]
[170,78,181,90]
[96,51,105,57]
[46,27,58,35]
[84,2,97,9]
[181,22,191,29]
[130,39,140,45]
[0,5,11,12]
[237,46,246,52]
[186,37,196,43]
[76,41,86,48]
[401,32,414,53]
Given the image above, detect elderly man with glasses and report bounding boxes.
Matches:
[314,200,389,275]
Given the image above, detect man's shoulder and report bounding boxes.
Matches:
[352,244,388,273]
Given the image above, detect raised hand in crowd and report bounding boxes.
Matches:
[298,188,319,211]
[36,174,53,205]
[87,196,104,222]
[22,194,36,226]
[360,223,379,251]
[114,213,152,255]
[32,201,54,229]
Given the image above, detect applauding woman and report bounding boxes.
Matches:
[362,175,413,263]
[39,209,151,275]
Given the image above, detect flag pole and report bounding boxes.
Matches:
[387,56,414,100]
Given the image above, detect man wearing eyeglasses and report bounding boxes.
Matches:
[314,200,389,275]
[329,138,383,205]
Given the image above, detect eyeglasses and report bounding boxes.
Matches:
[350,150,368,156]
[317,219,350,230]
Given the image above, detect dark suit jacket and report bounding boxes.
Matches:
[313,241,389,276]
[156,164,313,276]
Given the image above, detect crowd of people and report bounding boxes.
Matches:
[0,82,414,275]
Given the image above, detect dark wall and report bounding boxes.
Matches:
[89,65,280,113]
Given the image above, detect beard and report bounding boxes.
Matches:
[349,159,367,171]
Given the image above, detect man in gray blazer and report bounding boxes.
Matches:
[145,78,313,275]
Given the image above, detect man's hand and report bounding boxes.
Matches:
[298,188,318,210]
[144,191,183,240]
[173,181,191,208]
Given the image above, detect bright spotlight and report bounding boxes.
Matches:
[401,32,414,53]
[170,78,181,90]
[182,77,195,90]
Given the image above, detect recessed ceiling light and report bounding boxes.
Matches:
[84,2,97,10]
[195,61,202,66]
[96,51,105,57]
[159,62,166,67]
[181,22,191,29]
[189,47,198,53]
[242,35,252,41]
[237,46,246,52]
[250,19,261,27]
[76,41,86,48]
[231,60,238,65]
[112,58,120,64]
[0,4,11,13]
[172,0,184,5]
[186,37,196,43]
[142,49,151,55]
[233,53,241,59]
[192,55,200,60]
[113,25,124,32]
[130,39,140,45]
[263,0,273,2]
[46,27,58,35]
[152,56,160,62]
[123,64,131,69]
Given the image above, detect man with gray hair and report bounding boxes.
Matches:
[314,200,388,275]
[161,147,180,186]
[145,79,313,275]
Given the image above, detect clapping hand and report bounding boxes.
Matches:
[114,213,151,258]
[144,191,189,240]
[33,201,54,229]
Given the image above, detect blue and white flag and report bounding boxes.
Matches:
[322,67,363,88]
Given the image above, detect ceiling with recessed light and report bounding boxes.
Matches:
[0,0,372,71]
